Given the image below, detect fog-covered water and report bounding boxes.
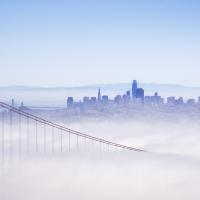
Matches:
[0,116,200,200]
[0,87,200,199]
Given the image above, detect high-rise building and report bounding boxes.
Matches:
[89,97,97,107]
[126,90,130,97]
[176,97,184,105]
[167,97,176,105]
[83,97,90,105]
[98,88,101,102]
[114,95,122,104]
[187,99,195,105]
[67,97,74,109]
[91,97,97,103]
[132,80,137,98]
[102,95,109,105]
[136,88,144,103]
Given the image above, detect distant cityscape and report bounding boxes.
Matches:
[65,80,200,111]
[8,80,200,116]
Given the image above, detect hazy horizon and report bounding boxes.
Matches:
[1,1,200,200]
[1,81,200,89]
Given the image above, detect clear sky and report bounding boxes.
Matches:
[0,0,200,87]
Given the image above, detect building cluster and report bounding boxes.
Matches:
[167,96,199,106]
[66,80,200,110]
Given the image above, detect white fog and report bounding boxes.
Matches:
[0,115,200,200]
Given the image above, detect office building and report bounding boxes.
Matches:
[187,99,195,105]
[136,88,144,103]
[90,97,97,105]
[102,95,109,105]
[83,96,90,104]
[167,97,176,105]
[67,97,74,109]
[132,80,137,98]
[114,95,122,104]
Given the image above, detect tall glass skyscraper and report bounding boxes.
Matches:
[132,80,137,98]
[98,88,101,102]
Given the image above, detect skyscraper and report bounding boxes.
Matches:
[98,88,101,102]
[132,80,137,98]
[136,88,144,103]
[102,95,109,105]
[67,97,74,109]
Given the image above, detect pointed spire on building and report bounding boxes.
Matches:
[98,88,101,102]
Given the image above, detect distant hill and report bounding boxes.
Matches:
[0,83,199,91]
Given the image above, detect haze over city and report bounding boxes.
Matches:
[1,1,200,200]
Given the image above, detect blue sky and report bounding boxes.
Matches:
[0,0,200,87]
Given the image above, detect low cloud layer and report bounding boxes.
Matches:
[0,118,200,200]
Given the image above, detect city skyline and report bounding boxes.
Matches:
[1,0,200,87]
[1,2,200,200]
[65,80,200,110]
